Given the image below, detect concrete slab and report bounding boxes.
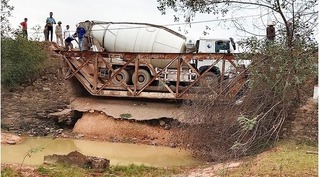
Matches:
[71,97,185,120]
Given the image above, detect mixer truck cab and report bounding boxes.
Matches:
[197,37,236,53]
[185,37,236,54]
[184,36,237,81]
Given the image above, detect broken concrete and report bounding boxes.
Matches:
[71,97,185,120]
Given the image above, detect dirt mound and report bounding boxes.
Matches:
[72,112,180,146]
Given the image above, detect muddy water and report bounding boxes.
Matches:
[2,137,200,167]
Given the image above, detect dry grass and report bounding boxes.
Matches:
[226,140,318,177]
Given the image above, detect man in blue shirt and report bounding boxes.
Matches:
[64,34,78,51]
[46,12,56,41]
[75,24,86,51]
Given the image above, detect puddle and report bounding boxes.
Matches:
[1,137,201,167]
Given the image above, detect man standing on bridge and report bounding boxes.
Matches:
[64,34,78,51]
[266,21,276,41]
[46,12,56,41]
[75,23,86,51]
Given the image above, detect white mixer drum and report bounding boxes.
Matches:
[90,23,186,53]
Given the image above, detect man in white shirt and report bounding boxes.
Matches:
[64,25,71,39]
[55,21,63,46]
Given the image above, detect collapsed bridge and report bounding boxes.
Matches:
[57,20,248,102]
[58,50,247,101]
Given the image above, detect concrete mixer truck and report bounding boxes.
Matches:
[59,21,246,100]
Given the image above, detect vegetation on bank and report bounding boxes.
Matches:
[226,140,318,177]
[158,0,318,162]
[180,39,317,162]
[1,37,47,90]
[105,164,178,176]
[1,163,179,177]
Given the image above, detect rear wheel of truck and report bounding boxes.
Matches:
[112,68,130,85]
[132,69,151,87]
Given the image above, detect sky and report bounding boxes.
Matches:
[8,0,318,43]
[8,0,253,42]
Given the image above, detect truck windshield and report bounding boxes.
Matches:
[215,40,230,53]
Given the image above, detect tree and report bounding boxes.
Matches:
[30,25,43,41]
[159,0,318,160]
[1,0,14,37]
[157,0,318,47]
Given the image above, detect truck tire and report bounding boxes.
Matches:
[112,68,130,85]
[132,69,151,87]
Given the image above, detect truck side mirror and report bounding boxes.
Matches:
[229,37,236,50]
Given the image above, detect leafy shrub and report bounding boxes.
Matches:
[36,164,86,177]
[179,38,318,161]
[105,164,174,176]
[1,37,46,90]
[1,166,17,177]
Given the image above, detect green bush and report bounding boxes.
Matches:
[1,37,46,90]
[106,164,175,176]
[1,166,17,177]
[36,164,86,177]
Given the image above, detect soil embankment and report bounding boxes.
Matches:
[73,112,180,146]
[1,44,73,136]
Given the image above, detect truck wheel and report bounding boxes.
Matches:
[199,72,219,88]
[112,68,130,85]
[132,69,151,87]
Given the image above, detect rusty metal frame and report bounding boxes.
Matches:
[58,51,244,100]
[96,55,137,95]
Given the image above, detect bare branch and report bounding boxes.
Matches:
[212,0,278,11]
